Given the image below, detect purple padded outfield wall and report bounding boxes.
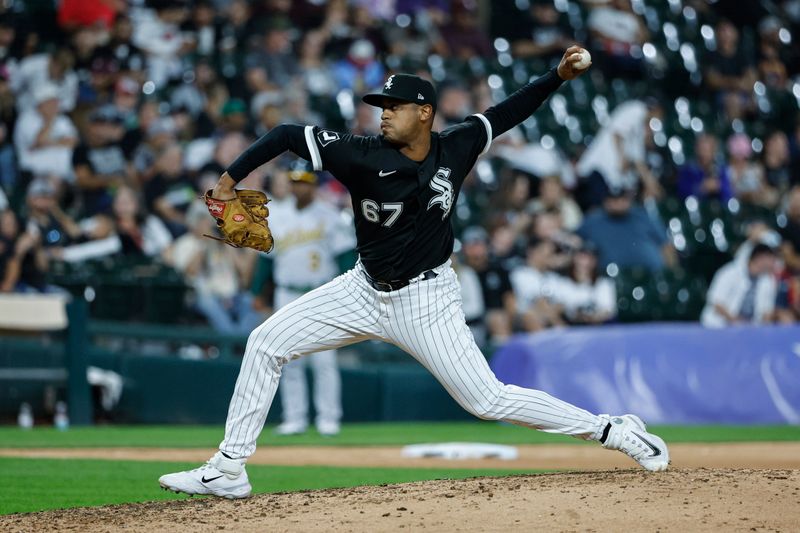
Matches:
[490,323,800,424]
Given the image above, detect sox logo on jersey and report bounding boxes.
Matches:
[428,167,453,220]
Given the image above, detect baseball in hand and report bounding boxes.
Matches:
[573,49,592,70]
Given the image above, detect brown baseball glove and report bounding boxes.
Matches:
[203,189,274,253]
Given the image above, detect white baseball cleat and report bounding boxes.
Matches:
[158,452,251,499]
[316,420,340,437]
[274,421,308,436]
[600,414,670,472]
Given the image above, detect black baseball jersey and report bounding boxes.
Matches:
[298,119,490,280]
[227,68,564,281]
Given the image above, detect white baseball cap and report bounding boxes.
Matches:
[33,83,60,105]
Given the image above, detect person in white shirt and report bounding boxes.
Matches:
[560,243,617,324]
[452,251,487,347]
[701,243,778,328]
[13,83,78,184]
[576,99,662,208]
[586,0,648,79]
[132,3,188,88]
[510,237,570,331]
[11,49,78,113]
[165,200,260,335]
[266,164,356,437]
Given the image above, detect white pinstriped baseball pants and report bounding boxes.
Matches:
[220,260,605,459]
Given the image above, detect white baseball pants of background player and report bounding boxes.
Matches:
[220,260,606,459]
[274,287,341,433]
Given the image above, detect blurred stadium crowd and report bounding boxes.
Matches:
[1,0,800,347]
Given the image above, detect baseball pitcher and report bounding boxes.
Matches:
[160,46,669,499]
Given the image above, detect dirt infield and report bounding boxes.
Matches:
[3,468,799,532]
[1,441,800,469]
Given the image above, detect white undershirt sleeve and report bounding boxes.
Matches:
[471,113,493,156]
[304,125,323,171]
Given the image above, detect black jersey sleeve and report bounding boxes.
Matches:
[440,117,493,166]
[226,124,369,185]
[226,124,312,183]
[303,125,372,182]
[480,67,564,142]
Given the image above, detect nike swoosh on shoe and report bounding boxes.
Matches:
[631,431,662,457]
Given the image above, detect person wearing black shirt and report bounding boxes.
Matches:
[73,106,132,217]
[461,225,516,343]
[159,46,669,499]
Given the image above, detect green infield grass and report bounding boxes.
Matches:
[0,457,534,515]
[0,422,798,449]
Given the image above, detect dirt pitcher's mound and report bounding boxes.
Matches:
[3,468,799,532]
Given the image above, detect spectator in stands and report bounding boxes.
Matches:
[170,60,220,135]
[217,98,250,136]
[487,217,523,268]
[508,0,574,65]
[527,174,583,232]
[577,186,675,273]
[199,132,250,179]
[704,20,757,111]
[215,0,258,88]
[23,178,81,250]
[181,0,221,62]
[13,83,78,186]
[511,237,568,332]
[586,0,648,79]
[762,131,793,195]
[384,8,444,66]
[133,114,177,184]
[0,208,17,290]
[489,172,534,247]
[104,15,147,78]
[12,48,78,113]
[133,0,190,88]
[576,99,664,211]
[560,242,617,325]
[792,121,800,184]
[245,18,299,89]
[164,201,260,334]
[86,185,173,258]
[0,14,18,73]
[0,68,16,194]
[701,243,778,327]
[331,39,385,93]
[452,251,488,346]
[677,133,733,202]
[529,210,581,272]
[144,143,195,237]
[0,207,49,293]
[68,25,102,74]
[73,105,132,218]
[347,5,390,56]
[758,40,788,91]
[439,0,493,59]
[780,186,800,274]
[86,52,123,108]
[112,77,142,128]
[726,133,778,208]
[460,226,516,343]
[777,188,800,323]
[775,276,800,323]
[297,30,337,97]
